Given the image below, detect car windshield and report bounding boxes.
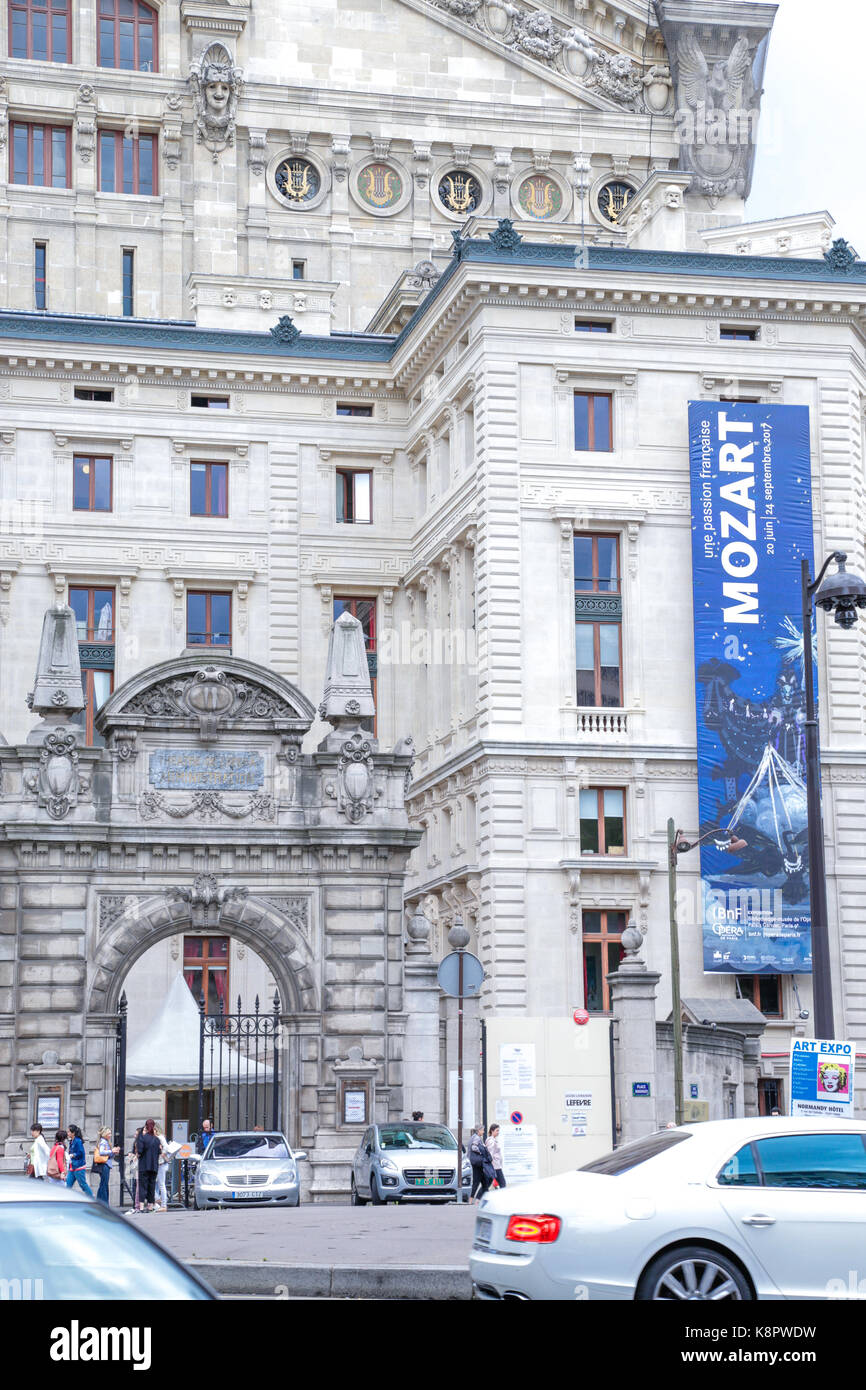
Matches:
[579,1131,692,1176]
[0,1202,211,1300]
[378,1125,457,1151]
[208,1135,289,1160]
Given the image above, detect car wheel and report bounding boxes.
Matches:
[637,1245,752,1301]
[369,1173,385,1206]
[350,1177,367,1206]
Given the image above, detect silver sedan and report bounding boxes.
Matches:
[470,1117,866,1300]
[194,1130,306,1209]
[351,1122,473,1204]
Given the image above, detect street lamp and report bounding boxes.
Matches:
[802,551,866,1039]
[667,820,747,1126]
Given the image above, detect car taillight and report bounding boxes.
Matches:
[505,1214,562,1244]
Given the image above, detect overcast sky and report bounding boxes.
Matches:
[746,0,865,246]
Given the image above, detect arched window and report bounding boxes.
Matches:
[9,0,71,62]
[97,0,157,72]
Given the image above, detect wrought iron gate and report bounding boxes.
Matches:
[112,991,129,1207]
[197,991,282,1134]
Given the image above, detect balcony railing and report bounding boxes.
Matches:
[576,710,628,735]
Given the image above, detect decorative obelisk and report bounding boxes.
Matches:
[318,610,377,751]
[26,602,86,745]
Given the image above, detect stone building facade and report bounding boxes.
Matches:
[2,0,866,1165]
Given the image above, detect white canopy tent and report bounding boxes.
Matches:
[125,974,273,1087]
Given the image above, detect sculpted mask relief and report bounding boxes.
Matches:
[190,42,244,159]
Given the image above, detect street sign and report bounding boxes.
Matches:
[632,1081,651,1097]
[438,950,484,997]
[510,1110,523,1125]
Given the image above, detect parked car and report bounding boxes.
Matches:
[0,1175,215,1299]
[351,1121,473,1204]
[470,1117,866,1300]
[194,1130,306,1209]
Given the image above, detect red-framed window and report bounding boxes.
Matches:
[333,596,376,732]
[573,391,613,452]
[69,586,115,747]
[10,123,70,186]
[190,462,228,517]
[183,937,229,1016]
[736,975,783,1018]
[579,788,626,855]
[186,591,231,648]
[9,0,71,61]
[69,585,115,642]
[73,455,112,511]
[582,909,628,1013]
[574,533,622,707]
[98,131,157,195]
[336,469,372,523]
[98,0,157,71]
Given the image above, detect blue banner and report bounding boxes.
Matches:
[688,402,814,974]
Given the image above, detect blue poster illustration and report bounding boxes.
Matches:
[688,402,814,974]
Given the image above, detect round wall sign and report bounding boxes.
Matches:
[510,1110,523,1125]
[438,169,482,216]
[573,1008,590,1026]
[597,180,635,227]
[356,161,403,210]
[274,157,321,205]
[517,173,563,220]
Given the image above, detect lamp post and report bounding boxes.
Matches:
[667,820,747,1125]
[801,551,866,1040]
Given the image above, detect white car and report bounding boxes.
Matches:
[470,1117,866,1300]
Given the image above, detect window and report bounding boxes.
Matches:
[69,586,114,747]
[73,455,112,512]
[575,320,613,333]
[122,248,134,316]
[720,327,758,341]
[336,404,373,418]
[579,788,625,855]
[74,387,114,402]
[34,242,46,309]
[720,396,760,403]
[736,975,782,1017]
[717,1143,761,1187]
[190,394,229,409]
[336,469,372,524]
[10,123,70,187]
[186,591,231,648]
[758,1078,784,1116]
[582,909,627,1013]
[580,1131,691,1176]
[10,0,71,62]
[183,936,229,1015]
[574,534,622,707]
[333,596,376,732]
[292,260,306,280]
[98,0,157,71]
[574,392,612,451]
[99,133,157,195]
[755,1134,866,1190]
[190,462,228,517]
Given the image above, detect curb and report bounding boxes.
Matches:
[188,1260,472,1300]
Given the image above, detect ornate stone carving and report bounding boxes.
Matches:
[24,730,89,819]
[270,315,301,344]
[585,51,643,110]
[140,790,276,821]
[511,9,561,60]
[99,895,134,935]
[319,611,375,727]
[325,732,380,823]
[824,239,859,273]
[120,668,299,738]
[170,873,249,928]
[27,604,86,720]
[406,260,440,290]
[393,734,416,797]
[248,128,268,175]
[189,42,243,161]
[267,895,310,939]
[488,218,523,252]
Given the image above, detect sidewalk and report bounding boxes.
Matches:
[143,1202,477,1299]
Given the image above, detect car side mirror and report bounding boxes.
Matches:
[294,1151,307,1162]
[365,1144,372,1156]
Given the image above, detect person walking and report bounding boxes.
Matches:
[65,1125,94,1196]
[126,1129,143,1212]
[93,1127,121,1204]
[195,1119,216,1155]
[28,1123,49,1180]
[135,1119,161,1212]
[486,1123,506,1189]
[46,1130,67,1185]
[153,1124,170,1211]
[468,1123,494,1203]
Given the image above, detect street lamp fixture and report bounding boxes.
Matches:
[802,551,866,1039]
[667,820,746,1126]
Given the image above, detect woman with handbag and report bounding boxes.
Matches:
[486,1123,506,1189]
[135,1119,161,1212]
[65,1124,94,1196]
[94,1126,121,1204]
[46,1130,67,1185]
[28,1123,49,1179]
[468,1124,494,1203]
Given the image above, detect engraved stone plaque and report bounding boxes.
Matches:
[149,750,264,791]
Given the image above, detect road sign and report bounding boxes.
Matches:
[510,1110,523,1125]
[437,950,484,998]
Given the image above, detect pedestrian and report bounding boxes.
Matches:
[196,1119,216,1155]
[65,1124,94,1196]
[46,1130,67,1185]
[153,1123,170,1211]
[126,1128,143,1212]
[468,1123,494,1203]
[28,1123,49,1179]
[411,1110,424,1122]
[135,1119,161,1212]
[770,1107,781,1117]
[486,1122,506,1189]
[93,1126,121,1204]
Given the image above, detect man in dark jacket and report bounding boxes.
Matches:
[65,1125,94,1197]
[196,1119,216,1155]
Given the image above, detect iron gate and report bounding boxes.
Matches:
[198,991,282,1134]
[112,991,131,1207]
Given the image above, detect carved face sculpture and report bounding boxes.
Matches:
[665,186,683,210]
[205,78,231,114]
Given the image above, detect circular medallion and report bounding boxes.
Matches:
[356,162,403,210]
[274,157,321,206]
[437,169,482,216]
[597,180,635,227]
[517,173,563,220]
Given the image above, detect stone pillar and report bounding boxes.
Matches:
[608,953,661,1143]
[402,907,442,1121]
